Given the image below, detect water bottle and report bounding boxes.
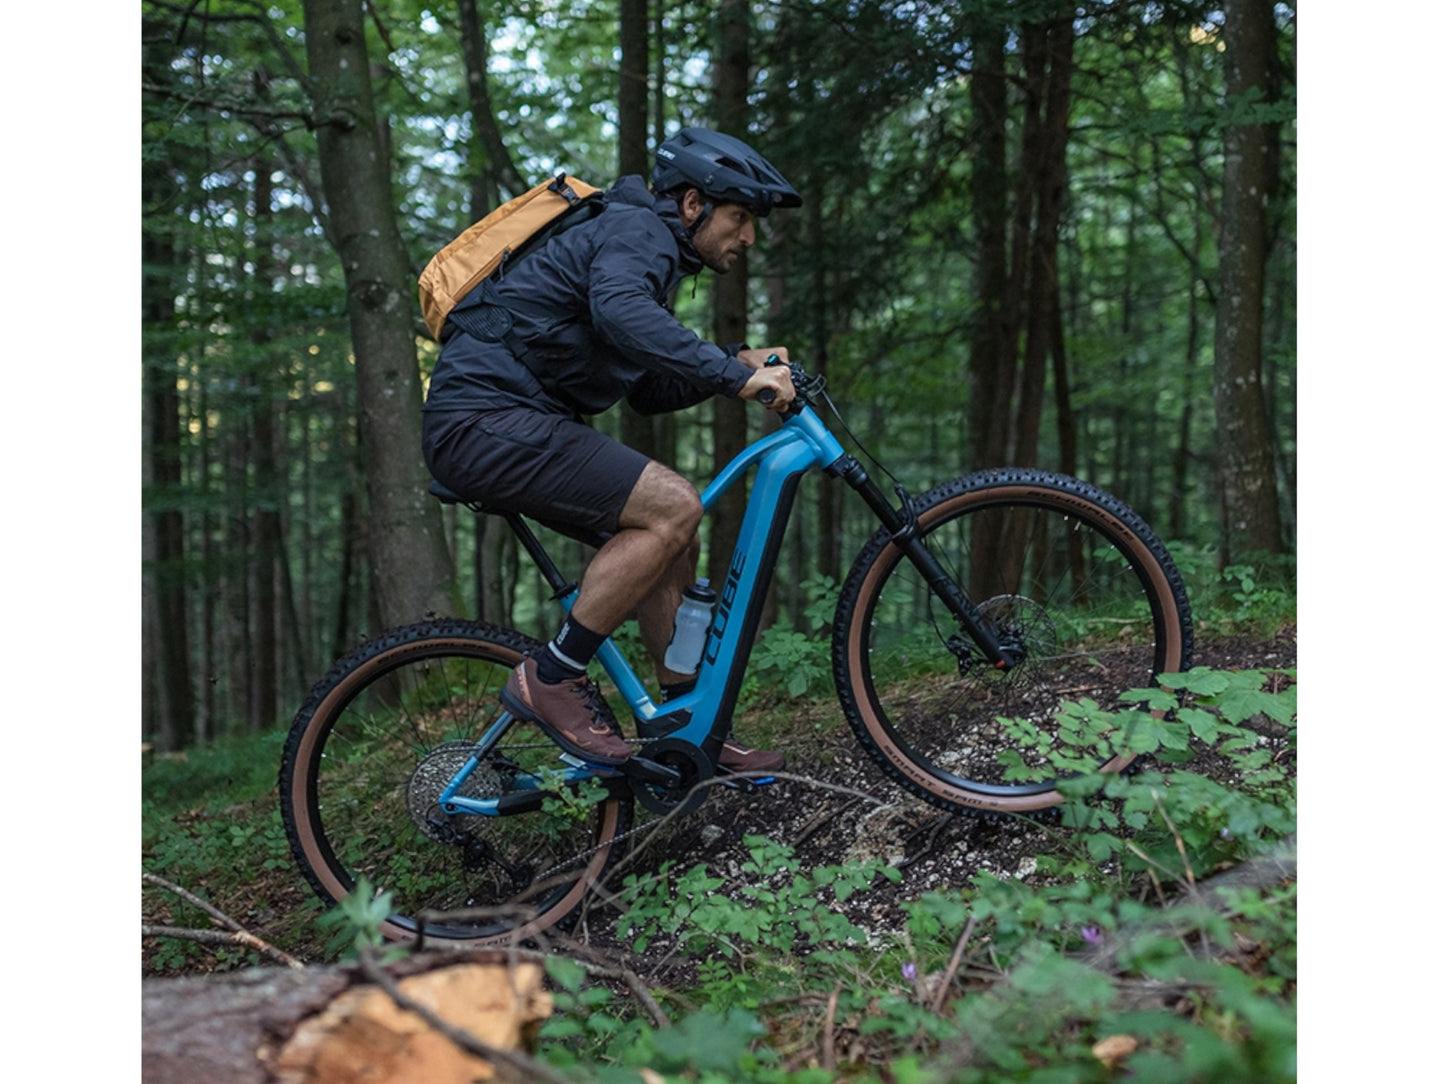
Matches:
[663,579,717,675]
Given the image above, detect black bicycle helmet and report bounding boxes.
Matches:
[652,127,801,216]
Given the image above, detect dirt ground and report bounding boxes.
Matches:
[144,626,1296,975]
[562,625,1298,964]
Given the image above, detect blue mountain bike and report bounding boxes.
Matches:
[279,361,1192,945]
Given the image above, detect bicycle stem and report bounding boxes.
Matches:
[829,454,1014,670]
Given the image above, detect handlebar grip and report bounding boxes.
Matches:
[757,352,782,405]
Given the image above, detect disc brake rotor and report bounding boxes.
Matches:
[975,594,1059,688]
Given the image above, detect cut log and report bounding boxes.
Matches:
[142,951,552,1084]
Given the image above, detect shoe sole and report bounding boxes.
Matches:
[499,685,632,767]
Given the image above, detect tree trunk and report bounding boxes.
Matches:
[1213,0,1283,561]
[1011,14,1073,470]
[619,0,649,177]
[706,0,751,590]
[303,0,457,629]
[966,14,1010,473]
[618,0,663,463]
[224,415,254,731]
[250,131,280,731]
[457,0,526,206]
[142,26,196,751]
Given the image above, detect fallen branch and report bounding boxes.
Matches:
[143,871,304,969]
[931,915,978,1014]
[550,934,672,1029]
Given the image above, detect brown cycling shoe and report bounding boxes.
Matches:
[500,657,632,765]
[718,740,784,774]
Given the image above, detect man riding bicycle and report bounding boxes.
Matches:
[422,128,800,773]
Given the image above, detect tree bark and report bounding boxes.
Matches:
[303,0,457,629]
[966,14,1010,473]
[1213,0,1283,561]
[706,0,751,591]
[618,0,663,463]
[619,0,649,177]
[1011,14,1073,470]
[142,24,196,751]
[457,0,526,207]
[141,953,552,1084]
[250,120,280,730]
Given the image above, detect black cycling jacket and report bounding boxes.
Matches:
[423,175,754,417]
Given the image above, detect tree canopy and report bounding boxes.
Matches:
[141,0,1296,749]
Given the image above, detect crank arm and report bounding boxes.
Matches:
[619,755,682,787]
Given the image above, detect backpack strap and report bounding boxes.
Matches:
[444,282,548,381]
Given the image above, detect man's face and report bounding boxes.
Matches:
[685,195,756,273]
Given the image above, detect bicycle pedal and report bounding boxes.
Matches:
[718,774,777,792]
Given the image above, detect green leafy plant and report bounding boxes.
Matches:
[739,574,839,705]
[315,876,406,960]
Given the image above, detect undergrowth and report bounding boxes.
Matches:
[535,666,1297,1082]
[142,654,1297,1080]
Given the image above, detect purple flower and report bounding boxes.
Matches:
[1220,827,1232,840]
[902,962,917,981]
[1081,926,1101,945]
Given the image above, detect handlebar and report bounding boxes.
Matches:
[755,354,809,415]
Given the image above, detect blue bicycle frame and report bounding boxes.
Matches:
[436,404,849,816]
[431,376,1025,819]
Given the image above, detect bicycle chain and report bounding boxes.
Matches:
[528,746,760,884]
[527,736,666,884]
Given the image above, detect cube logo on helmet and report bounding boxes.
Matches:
[651,128,801,217]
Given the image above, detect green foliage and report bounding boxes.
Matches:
[741,574,839,706]
[314,876,407,961]
[1167,549,1297,635]
[618,834,898,966]
[538,666,1295,1081]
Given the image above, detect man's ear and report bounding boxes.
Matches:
[678,187,704,227]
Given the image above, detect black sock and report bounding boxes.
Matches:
[659,679,697,703]
[535,617,607,684]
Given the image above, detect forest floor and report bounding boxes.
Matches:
[142,625,1297,976]
[569,624,1299,974]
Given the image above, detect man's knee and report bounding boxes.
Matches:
[622,463,703,545]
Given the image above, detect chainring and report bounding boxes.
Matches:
[630,737,713,816]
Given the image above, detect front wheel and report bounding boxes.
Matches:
[279,619,632,945]
[833,468,1192,815]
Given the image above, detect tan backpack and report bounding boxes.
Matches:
[418,172,603,340]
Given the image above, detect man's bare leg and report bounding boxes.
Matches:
[569,461,702,640]
[501,462,701,764]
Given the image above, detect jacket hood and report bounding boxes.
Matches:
[609,174,703,276]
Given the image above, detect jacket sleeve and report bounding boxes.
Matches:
[587,216,753,398]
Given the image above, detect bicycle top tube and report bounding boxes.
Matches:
[698,404,847,513]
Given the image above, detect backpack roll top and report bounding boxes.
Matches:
[418,172,603,341]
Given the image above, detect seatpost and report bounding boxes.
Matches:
[503,513,578,600]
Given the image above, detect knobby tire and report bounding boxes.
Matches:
[279,619,632,945]
[833,468,1192,815]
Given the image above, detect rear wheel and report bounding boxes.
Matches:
[279,619,631,945]
[833,469,1192,815]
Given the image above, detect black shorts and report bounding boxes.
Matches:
[422,407,649,545]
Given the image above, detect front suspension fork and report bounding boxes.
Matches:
[831,456,1014,670]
